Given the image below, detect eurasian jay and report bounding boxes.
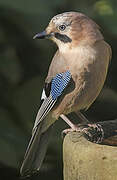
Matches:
[20,11,112,177]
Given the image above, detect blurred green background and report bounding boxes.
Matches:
[0,0,117,179]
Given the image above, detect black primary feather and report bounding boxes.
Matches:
[44,82,51,97]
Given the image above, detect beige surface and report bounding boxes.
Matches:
[63,132,117,180]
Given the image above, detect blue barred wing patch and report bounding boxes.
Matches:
[51,71,71,100]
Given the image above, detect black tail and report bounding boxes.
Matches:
[20,121,53,177]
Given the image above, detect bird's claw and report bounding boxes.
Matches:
[82,123,104,143]
[61,125,84,138]
[61,123,104,144]
[62,128,76,135]
[61,125,77,138]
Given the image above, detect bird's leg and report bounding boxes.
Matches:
[75,112,103,140]
[60,114,79,130]
[60,114,81,134]
[60,114,104,143]
[75,111,89,124]
[60,114,93,137]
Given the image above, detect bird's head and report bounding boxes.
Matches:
[34,12,103,51]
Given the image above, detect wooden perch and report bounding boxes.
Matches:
[63,119,117,180]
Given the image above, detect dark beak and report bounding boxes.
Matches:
[33,31,47,39]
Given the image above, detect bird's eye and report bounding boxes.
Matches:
[58,24,66,31]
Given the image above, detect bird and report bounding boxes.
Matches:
[20,11,112,177]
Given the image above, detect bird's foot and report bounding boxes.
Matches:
[61,124,87,136]
[62,127,79,135]
[61,124,82,138]
[83,123,104,143]
[74,123,104,143]
[62,123,104,144]
[60,114,104,143]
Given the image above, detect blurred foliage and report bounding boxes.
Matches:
[0,0,117,180]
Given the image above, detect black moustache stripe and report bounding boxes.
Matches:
[54,33,72,43]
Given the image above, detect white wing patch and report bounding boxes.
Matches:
[41,89,47,100]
